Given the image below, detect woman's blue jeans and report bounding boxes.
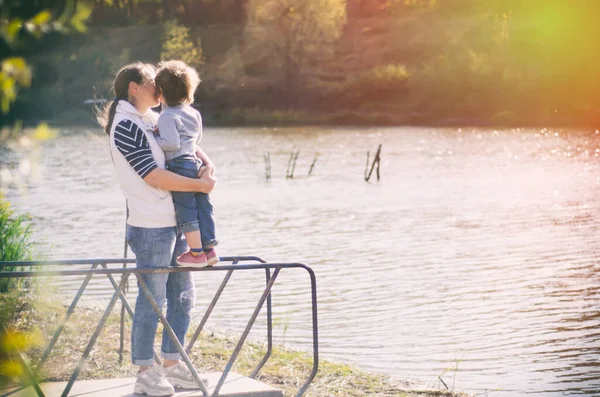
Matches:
[127,225,195,366]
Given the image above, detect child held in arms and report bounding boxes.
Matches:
[154,60,219,267]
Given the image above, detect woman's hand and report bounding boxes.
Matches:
[198,164,216,177]
[205,163,216,177]
[144,167,215,193]
[197,167,216,193]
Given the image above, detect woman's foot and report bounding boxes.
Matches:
[163,361,209,389]
[133,365,174,396]
[205,249,220,266]
[176,250,208,267]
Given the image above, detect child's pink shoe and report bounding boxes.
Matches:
[206,249,220,266]
[176,251,208,267]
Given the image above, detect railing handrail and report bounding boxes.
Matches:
[0,256,264,267]
[0,256,319,397]
[0,262,314,277]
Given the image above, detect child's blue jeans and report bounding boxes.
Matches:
[166,154,218,248]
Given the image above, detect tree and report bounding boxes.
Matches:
[1,0,90,126]
[86,0,248,25]
[161,19,204,70]
[243,0,347,92]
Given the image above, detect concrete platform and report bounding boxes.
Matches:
[0,372,283,397]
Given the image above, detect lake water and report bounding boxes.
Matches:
[2,126,599,396]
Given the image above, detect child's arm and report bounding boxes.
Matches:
[193,109,215,174]
[155,113,182,152]
[195,145,216,176]
[195,145,212,166]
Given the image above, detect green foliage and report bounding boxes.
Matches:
[0,58,32,114]
[0,197,33,293]
[8,0,600,126]
[161,19,204,69]
[0,294,44,388]
[318,64,409,110]
[0,1,90,126]
[360,64,409,90]
[86,0,247,26]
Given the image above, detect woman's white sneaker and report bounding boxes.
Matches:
[163,361,209,389]
[133,365,175,396]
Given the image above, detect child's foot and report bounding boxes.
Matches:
[205,249,220,266]
[176,250,208,267]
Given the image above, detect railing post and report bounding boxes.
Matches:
[295,265,319,397]
[185,269,234,354]
[212,267,281,396]
[119,212,129,364]
[61,274,128,397]
[250,267,274,378]
[101,263,162,365]
[34,263,98,377]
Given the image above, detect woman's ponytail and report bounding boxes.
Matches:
[97,98,120,136]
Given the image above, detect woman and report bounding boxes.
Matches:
[99,62,214,396]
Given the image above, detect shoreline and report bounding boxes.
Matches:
[4,107,600,133]
[0,293,469,397]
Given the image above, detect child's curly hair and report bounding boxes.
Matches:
[155,60,200,107]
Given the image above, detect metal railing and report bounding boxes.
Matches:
[0,257,319,397]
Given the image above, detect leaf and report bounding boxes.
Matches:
[29,10,52,27]
[3,19,23,44]
[0,360,23,378]
[71,4,92,33]
[2,57,32,86]
[1,330,29,352]
[32,123,59,142]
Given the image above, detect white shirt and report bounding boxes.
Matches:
[109,101,177,228]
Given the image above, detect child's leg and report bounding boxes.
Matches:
[183,230,202,251]
[171,191,204,260]
[195,192,219,265]
[167,158,204,251]
[195,192,217,251]
[171,191,201,243]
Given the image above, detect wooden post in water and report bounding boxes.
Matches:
[365,144,382,182]
[286,151,299,179]
[308,155,318,176]
[264,153,271,180]
[286,153,293,179]
[291,151,299,178]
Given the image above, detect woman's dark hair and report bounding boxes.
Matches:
[97,62,156,135]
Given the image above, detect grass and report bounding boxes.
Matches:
[0,293,469,397]
[0,197,34,293]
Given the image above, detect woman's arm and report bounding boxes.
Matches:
[144,168,216,193]
[112,118,213,192]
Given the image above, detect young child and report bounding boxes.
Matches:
[154,60,219,267]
